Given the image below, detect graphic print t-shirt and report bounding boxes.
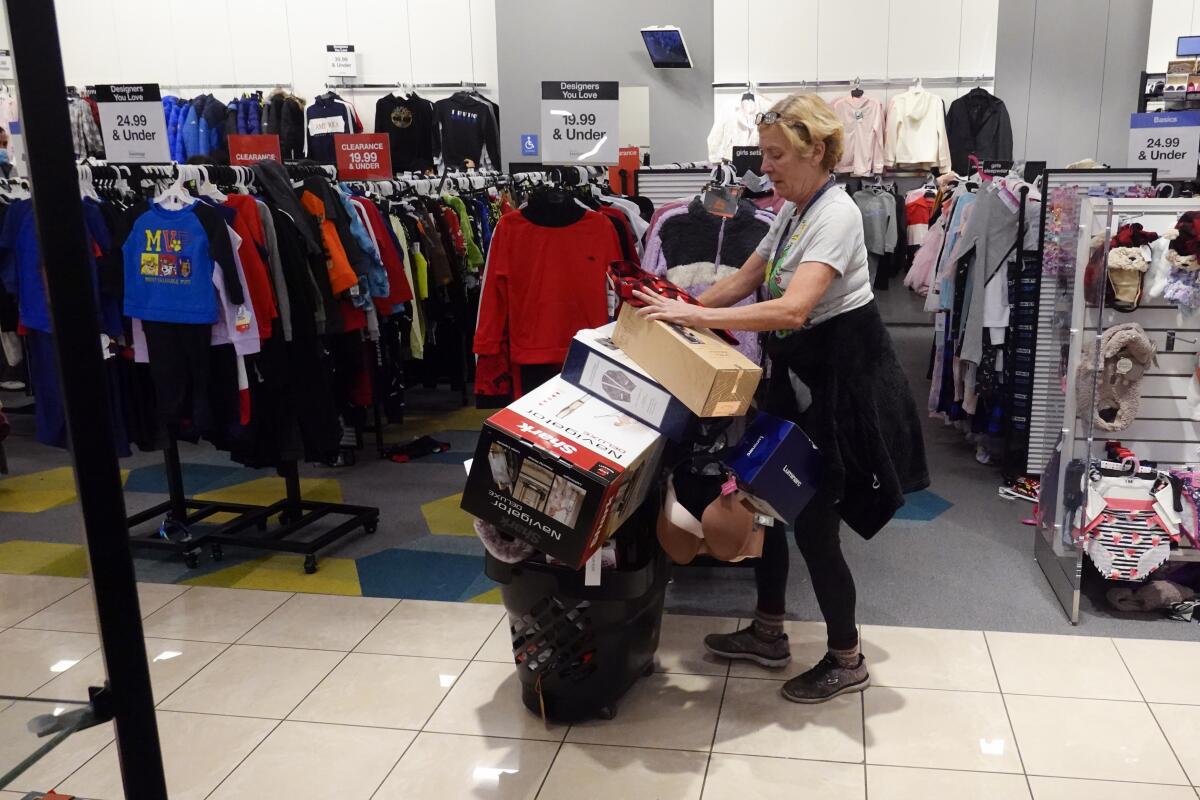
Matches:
[123,204,219,324]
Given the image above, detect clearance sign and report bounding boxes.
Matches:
[228,134,282,165]
[334,133,392,180]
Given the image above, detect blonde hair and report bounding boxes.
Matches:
[758,94,844,172]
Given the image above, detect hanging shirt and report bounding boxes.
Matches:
[434,92,500,168]
[475,210,621,364]
[306,93,362,164]
[832,96,885,177]
[123,203,229,324]
[374,93,438,172]
[884,88,951,171]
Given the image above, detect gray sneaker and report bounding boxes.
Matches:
[781,653,870,703]
[703,623,791,669]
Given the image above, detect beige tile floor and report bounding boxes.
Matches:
[3,576,1200,799]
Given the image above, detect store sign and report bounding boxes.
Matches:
[326,45,358,78]
[0,50,13,81]
[1128,111,1200,180]
[540,81,619,165]
[334,133,392,180]
[608,146,640,193]
[94,84,170,163]
[228,134,282,165]
[732,146,763,175]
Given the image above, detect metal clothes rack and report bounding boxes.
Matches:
[712,75,994,90]
[77,160,380,573]
[324,81,489,91]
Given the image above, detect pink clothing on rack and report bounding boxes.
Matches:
[832,96,885,176]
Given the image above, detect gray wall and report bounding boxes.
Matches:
[996,0,1152,168]
[495,0,714,167]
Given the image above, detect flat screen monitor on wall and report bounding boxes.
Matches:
[1179,35,1200,56]
[641,26,692,68]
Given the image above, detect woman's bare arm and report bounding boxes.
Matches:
[634,260,836,332]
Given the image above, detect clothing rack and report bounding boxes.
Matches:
[712,76,994,90]
[324,81,490,91]
[158,83,293,92]
[76,160,381,573]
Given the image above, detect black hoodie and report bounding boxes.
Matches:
[434,92,500,168]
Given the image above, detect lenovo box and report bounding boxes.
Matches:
[461,376,665,569]
[728,411,822,524]
[561,323,696,442]
[611,304,761,418]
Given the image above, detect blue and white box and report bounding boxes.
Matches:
[728,411,822,524]
[561,323,696,442]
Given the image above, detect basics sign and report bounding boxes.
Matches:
[228,134,282,165]
[1128,111,1200,180]
[94,84,170,163]
[334,133,392,180]
[540,81,619,165]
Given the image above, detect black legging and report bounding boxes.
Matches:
[754,490,859,651]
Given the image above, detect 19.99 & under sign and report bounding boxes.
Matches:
[94,84,170,163]
[540,81,619,165]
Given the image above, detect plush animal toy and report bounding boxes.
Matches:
[1106,223,1159,312]
[1076,322,1157,431]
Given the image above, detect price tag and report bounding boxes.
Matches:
[228,134,282,165]
[334,133,392,180]
[94,84,170,163]
[1128,111,1200,180]
[0,50,13,81]
[584,549,602,586]
[326,44,358,78]
[541,81,619,165]
[234,305,252,334]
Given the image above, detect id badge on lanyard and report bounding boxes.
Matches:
[765,174,837,288]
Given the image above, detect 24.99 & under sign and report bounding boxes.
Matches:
[540,81,619,165]
[94,83,170,163]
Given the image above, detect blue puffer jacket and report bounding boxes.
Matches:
[181,102,200,159]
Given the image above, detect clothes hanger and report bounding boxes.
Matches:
[851,77,864,98]
[195,166,227,202]
[155,166,196,210]
[78,165,101,202]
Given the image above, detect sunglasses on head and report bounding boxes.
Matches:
[754,111,782,125]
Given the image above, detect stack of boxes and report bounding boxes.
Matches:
[461,304,821,570]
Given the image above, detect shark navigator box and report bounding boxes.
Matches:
[461,376,665,568]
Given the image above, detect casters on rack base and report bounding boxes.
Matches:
[364,518,379,534]
[184,550,200,569]
[304,555,318,574]
[595,705,617,721]
[210,543,224,562]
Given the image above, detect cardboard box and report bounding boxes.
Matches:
[560,323,696,441]
[611,304,761,418]
[461,376,665,569]
[728,411,822,524]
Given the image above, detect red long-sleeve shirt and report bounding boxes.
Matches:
[474,210,622,365]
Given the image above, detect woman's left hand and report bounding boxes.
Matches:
[632,289,707,328]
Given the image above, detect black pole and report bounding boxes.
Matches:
[3,2,168,797]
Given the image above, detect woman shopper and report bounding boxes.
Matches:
[633,94,928,703]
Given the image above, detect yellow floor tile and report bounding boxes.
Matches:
[195,477,343,524]
[421,492,475,536]
[0,540,89,578]
[183,554,362,595]
[0,467,128,513]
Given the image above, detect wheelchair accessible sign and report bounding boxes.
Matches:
[1128,111,1200,180]
[520,133,539,156]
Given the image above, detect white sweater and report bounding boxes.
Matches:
[707,95,770,163]
[884,88,951,172]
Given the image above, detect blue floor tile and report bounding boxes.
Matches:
[893,489,953,521]
[356,548,486,601]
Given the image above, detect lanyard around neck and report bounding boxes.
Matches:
[765,174,836,286]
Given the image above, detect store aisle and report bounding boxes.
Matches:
[2,575,1199,799]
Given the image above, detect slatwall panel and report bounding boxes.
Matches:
[1023,170,1158,475]
[636,170,713,209]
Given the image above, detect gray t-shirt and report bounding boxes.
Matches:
[755,189,874,328]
